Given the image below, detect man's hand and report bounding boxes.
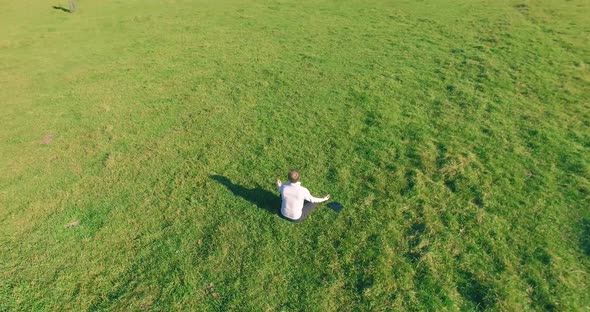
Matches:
[323,194,331,201]
[276,179,282,188]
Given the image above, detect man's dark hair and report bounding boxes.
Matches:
[288,169,300,183]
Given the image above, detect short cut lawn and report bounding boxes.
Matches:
[1,0,589,310]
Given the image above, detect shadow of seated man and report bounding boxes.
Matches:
[210,175,280,215]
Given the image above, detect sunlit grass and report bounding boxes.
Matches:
[1,0,589,310]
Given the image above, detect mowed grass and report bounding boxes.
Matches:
[1,0,589,310]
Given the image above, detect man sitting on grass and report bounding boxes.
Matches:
[276,169,330,222]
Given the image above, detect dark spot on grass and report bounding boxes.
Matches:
[526,276,557,311]
[414,266,453,309]
[326,167,337,181]
[479,37,498,44]
[299,52,323,63]
[406,222,427,263]
[354,273,374,296]
[435,142,447,167]
[160,218,173,231]
[473,196,484,208]
[408,222,426,237]
[558,153,586,175]
[103,152,115,168]
[533,247,552,264]
[52,5,71,13]
[470,186,485,208]
[401,169,417,195]
[360,248,379,292]
[444,178,457,193]
[404,140,426,173]
[581,219,590,257]
[457,270,494,311]
[439,210,454,228]
[78,204,112,237]
[364,111,381,128]
[481,127,493,136]
[195,222,219,259]
[349,89,370,105]
[70,283,81,299]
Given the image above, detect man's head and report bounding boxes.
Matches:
[288,169,300,183]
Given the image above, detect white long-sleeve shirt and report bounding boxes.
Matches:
[278,182,327,220]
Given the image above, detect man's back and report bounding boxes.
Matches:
[279,182,308,220]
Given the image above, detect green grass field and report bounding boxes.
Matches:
[1,0,589,310]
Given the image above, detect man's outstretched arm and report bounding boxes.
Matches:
[276,179,282,192]
[304,189,330,203]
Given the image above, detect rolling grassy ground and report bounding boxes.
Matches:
[1,0,589,310]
